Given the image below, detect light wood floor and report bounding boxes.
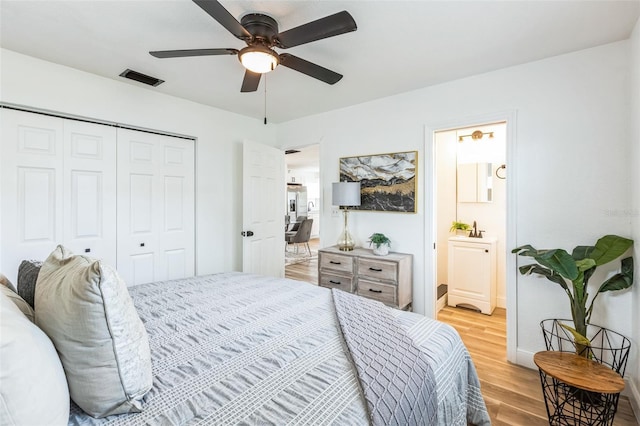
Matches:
[285,243,638,425]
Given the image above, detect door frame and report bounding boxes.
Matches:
[424,110,518,363]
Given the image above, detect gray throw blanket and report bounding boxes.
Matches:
[332,289,438,425]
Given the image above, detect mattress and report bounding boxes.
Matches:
[68,272,489,425]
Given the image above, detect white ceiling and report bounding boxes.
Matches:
[1,0,639,123]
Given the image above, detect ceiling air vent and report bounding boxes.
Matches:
[285,149,300,155]
[119,69,164,87]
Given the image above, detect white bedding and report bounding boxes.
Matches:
[68,272,489,425]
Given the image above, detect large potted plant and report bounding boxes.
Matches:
[512,234,633,358]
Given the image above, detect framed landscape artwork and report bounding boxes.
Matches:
[339,151,417,213]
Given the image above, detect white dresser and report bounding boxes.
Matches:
[447,236,497,315]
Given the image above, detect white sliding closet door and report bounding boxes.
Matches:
[0,109,117,283]
[63,120,117,266]
[116,128,195,286]
[1,109,63,283]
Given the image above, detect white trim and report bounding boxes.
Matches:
[425,110,519,363]
[436,294,448,312]
[629,380,640,424]
[516,348,537,370]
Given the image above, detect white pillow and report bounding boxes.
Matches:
[35,245,152,418]
[0,291,70,425]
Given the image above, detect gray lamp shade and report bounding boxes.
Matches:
[332,182,361,207]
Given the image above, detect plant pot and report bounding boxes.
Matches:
[373,245,389,256]
[455,229,468,236]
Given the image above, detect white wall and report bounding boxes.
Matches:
[629,16,640,421]
[0,48,277,274]
[277,41,632,368]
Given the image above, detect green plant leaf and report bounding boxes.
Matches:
[572,245,595,261]
[589,235,633,266]
[518,264,569,291]
[535,249,579,280]
[575,258,596,272]
[597,257,634,293]
[560,323,592,347]
[512,244,538,255]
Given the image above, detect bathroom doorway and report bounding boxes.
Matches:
[427,113,517,362]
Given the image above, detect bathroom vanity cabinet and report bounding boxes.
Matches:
[447,236,497,315]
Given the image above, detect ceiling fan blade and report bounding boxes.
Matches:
[150,48,238,58]
[276,11,357,49]
[279,54,342,85]
[241,70,261,92]
[192,0,251,40]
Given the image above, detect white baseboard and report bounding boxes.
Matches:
[496,296,506,309]
[516,348,537,370]
[437,295,447,312]
[629,379,640,424]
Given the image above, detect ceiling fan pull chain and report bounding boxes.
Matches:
[264,73,268,125]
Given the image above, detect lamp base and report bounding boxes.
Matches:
[336,209,355,251]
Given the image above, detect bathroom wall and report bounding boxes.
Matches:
[435,130,457,295]
[455,123,507,307]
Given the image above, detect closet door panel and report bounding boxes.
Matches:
[1,109,63,283]
[117,129,194,286]
[63,120,116,265]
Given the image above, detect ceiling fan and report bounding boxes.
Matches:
[150,0,357,92]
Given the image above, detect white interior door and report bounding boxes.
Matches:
[117,128,195,286]
[0,109,64,284]
[242,141,285,277]
[63,120,117,266]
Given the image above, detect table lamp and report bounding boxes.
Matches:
[332,182,361,251]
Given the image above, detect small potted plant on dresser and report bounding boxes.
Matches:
[368,233,391,256]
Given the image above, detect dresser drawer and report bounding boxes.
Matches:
[357,280,396,306]
[320,252,354,274]
[358,258,398,282]
[319,273,355,292]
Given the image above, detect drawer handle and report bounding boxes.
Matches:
[369,289,382,293]
[329,280,341,285]
[369,267,383,272]
[330,261,341,265]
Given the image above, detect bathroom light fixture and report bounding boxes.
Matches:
[458,130,494,142]
[332,182,361,251]
[238,46,279,74]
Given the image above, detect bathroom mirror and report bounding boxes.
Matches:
[457,162,492,203]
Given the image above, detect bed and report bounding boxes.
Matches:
[61,272,490,426]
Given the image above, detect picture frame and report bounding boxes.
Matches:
[339,150,417,213]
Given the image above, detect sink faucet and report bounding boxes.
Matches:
[468,221,484,238]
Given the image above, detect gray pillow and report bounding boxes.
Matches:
[17,259,42,309]
[35,245,152,418]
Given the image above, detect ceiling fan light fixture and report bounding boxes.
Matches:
[238,46,279,74]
